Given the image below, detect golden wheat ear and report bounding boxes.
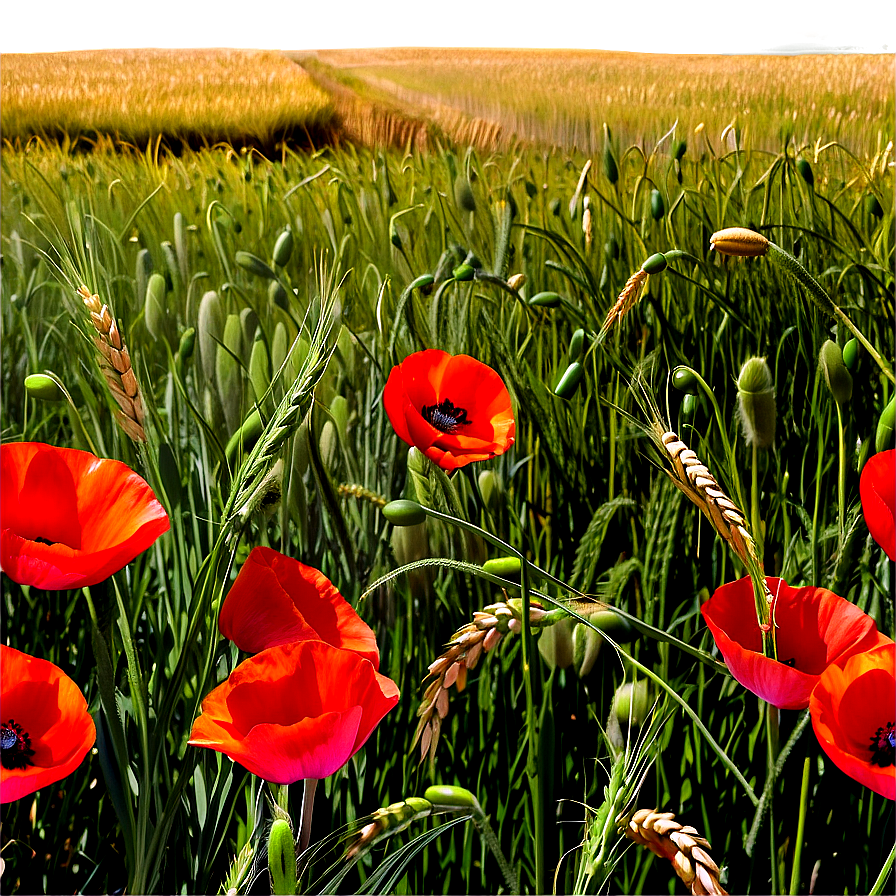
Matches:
[79,285,147,443]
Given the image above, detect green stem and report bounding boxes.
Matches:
[870,842,896,896]
[298,778,318,856]
[751,441,763,565]
[788,755,811,896]
[472,804,520,894]
[836,402,847,546]
[766,703,780,895]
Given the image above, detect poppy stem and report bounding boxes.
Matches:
[297,777,318,856]
[787,754,811,895]
[869,842,896,896]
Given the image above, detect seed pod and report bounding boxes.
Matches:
[383,499,427,527]
[248,338,270,405]
[671,366,701,395]
[454,176,476,213]
[865,194,884,219]
[144,272,167,340]
[710,227,769,257]
[235,250,277,281]
[267,819,297,896]
[681,392,699,420]
[272,227,294,267]
[161,240,182,300]
[135,247,153,309]
[198,290,224,384]
[529,291,562,308]
[842,338,859,371]
[603,144,618,185]
[572,622,603,677]
[268,279,289,311]
[796,158,814,188]
[569,328,586,362]
[482,556,521,577]
[876,396,895,453]
[649,189,665,220]
[673,139,687,161]
[24,373,65,402]
[225,409,264,464]
[641,252,667,275]
[737,357,776,449]
[424,785,477,808]
[538,617,575,670]
[453,263,475,282]
[478,469,502,511]
[554,362,585,399]
[819,340,853,406]
[409,273,435,292]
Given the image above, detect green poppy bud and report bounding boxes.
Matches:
[641,252,667,275]
[24,373,65,402]
[529,291,562,308]
[225,408,264,464]
[235,251,277,280]
[177,327,196,362]
[876,395,895,453]
[268,819,297,896]
[673,139,687,161]
[842,338,859,371]
[554,362,585,399]
[409,273,435,292]
[649,189,665,220]
[611,679,652,728]
[269,279,290,311]
[538,616,575,670]
[603,144,618,185]
[569,328,587,362]
[424,785,477,808]
[272,227,294,267]
[454,176,476,213]
[478,469,502,511]
[681,392,699,421]
[144,273,167,340]
[452,263,475,282]
[865,194,884,219]
[736,357,776,449]
[383,499,427,526]
[819,340,853,407]
[482,556,521,577]
[796,158,814,188]
[671,366,701,395]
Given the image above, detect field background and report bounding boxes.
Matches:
[1,46,894,896]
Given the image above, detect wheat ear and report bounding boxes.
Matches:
[622,808,727,896]
[78,285,146,443]
[599,269,648,341]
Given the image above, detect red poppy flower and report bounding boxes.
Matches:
[1,645,96,804]
[383,350,515,472]
[1,442,169,590]
[860,449,895,561]
[701,576,889,710]
[219,546,379,667]
[810,640,896,800]
[188,640,399,783]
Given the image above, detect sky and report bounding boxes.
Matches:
[2,0,894,54]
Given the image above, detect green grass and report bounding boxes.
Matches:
[1,123,893,895]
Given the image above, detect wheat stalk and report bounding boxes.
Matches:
[621,808,728,895]
[78,285,146,443]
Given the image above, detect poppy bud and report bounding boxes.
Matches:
[177,327,196,362]
[736,357,776,449]
[876,396,895,453]
[269,279,290,310]
[842,338,859,371]
[865,194,884,219]
[383,499,427,527]
[453,263,475,282]
[482,556,521,577]
[144,273,167,341]
[649,189,665,220]
[507,273,526,291]
[478,469,502,511]
[235,250,277,281]
[529,291,562,308]
[572,622,602,677]
[568,328,587,362]
[710,227,769,258]
[671,365,701,395]
[796,158,814,188]
[612,679,652,727]
[24,373,65,402]
[268,819,297,896]
[819,340,853,406]
[641,252,667,275]
[225,409,264,464]
[673,139,687,161]
[424,785,477,808]
[454,176,476,213]
[554,362,585,399]
[538,616,575,670]
[198,290,224,384]
[272,227,294,267]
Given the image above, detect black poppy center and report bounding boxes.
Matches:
[869,721,896,768]
[32,536,59,547]
[1,719,35,770]
[421,399,471,434]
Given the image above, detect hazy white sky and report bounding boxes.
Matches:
[2,0,894,55]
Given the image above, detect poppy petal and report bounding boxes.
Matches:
[219,546,380,667]
[810,641,896,800]
[1,443,169,590]
[702,576,884,709]
[188,640,399,784]
[860,449,896,561]
[1,646,96,804]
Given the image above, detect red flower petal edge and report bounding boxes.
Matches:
[810,640,896,800]
[701,576,888,709]
[383,350,515,471]
[1,645,96,804]
[219,546,380,667]
[860,448,895,561]
[188,640,399,783]
[0,442,170,589]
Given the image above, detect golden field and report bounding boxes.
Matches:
[1,48,334,146]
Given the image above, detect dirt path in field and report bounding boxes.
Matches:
[287,53,509,152]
